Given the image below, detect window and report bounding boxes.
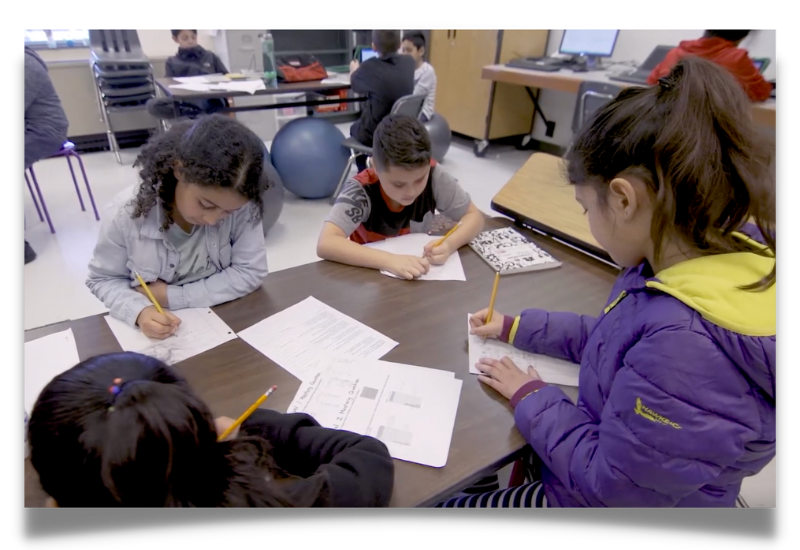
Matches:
[25,29,90,49]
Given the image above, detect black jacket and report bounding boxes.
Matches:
[24,47,69,168]
[350,53,415,146]
[240,409,394,507]
[166,46,228,77]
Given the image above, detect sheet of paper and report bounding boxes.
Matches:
[467,315,580,386]
[365,233,466,281]
[24,329,81,415]
[209,80,266,94]
[104,308,237,366]
[172,75,212,84]
[238,296,399,382]
[288,357,462,467]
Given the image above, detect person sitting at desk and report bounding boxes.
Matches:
[401,31,437,122]
[647,30,772,102]
[146,29,230,120]
[348,30,415,172]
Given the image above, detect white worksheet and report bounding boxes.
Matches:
[288,357,463,467]
[467,315,580,387]
[238,296,399,382]
[365,233,466,282]
[24,329,81,416]
[104,308,237,366]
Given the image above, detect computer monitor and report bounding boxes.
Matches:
[559,30,619,60]
[360,48,378,63]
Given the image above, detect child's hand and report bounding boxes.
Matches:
[215,416,240,441]
[476,357,541,400]
[136,280,170,308]
[385,254,431,280]
[469,308,505,339]
[136,306,181,339]
[423,239,454,265]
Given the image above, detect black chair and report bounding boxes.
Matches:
[331,93,427,203]
[570,80,622,135]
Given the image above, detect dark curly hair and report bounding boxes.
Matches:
[131,115,269,231]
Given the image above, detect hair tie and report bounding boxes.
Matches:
[107,378,124,412]
[658,76,674,90]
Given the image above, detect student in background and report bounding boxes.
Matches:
[446,57,775,507]
[349,30,415,172]
[28,351,394,507]
[401,31,436,122]
[647,30,772,102]
[146,30,229,119]
[318,115,484,280]
[86,115,269,340]
[24,46,69,264]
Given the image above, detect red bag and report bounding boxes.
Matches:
[275,55,327,83]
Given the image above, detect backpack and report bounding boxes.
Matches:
[275,55,327,83]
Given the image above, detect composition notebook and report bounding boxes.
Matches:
[469,227,561,275]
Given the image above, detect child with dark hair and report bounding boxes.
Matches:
[442,57,775,507]
[401,31,436,122]
[318,115,484,280]
[349,30,415,172]
[28,351,394,507]
[86,115,269,340]
[647,30,772,102]
[146,30,230,119]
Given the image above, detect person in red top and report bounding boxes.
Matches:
[647,30,772,102]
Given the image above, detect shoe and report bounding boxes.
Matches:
[25,241,36,264]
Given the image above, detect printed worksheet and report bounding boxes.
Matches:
[365,233,467,281]
[238,297,399,382]
[24,329,81,416]
[467,315,580,386]
[288,357,462,467]
[104,308,237,366]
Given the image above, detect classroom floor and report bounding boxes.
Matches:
[22,125,776,507]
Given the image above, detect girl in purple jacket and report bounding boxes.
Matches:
[445,56,776,507]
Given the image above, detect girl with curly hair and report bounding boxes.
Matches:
[86,115,270,339]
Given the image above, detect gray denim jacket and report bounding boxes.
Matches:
[86,187,268,327]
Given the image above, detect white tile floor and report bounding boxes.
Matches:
[22,124,775,507]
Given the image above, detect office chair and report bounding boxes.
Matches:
[332,93,427,203]
[571,80,623,134]
[89,30,157,164]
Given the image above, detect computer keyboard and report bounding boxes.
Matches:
[506,57,566,72]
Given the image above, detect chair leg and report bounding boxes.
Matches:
[65,154,86,212]
[331,152,356,204]
[71,151,100,221]
[27,166,55,234]
[25,172,44,222]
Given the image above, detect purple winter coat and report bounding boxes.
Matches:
[507,228,775,507]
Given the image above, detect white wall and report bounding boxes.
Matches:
[531,29,777,148]
[37,30,217,62]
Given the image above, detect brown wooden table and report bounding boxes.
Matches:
[481,64,777,129]
[24,218,618,508]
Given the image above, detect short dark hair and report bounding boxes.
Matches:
[402,31,426,51]
[705,30,750,42]
[372,115,431,170]
[171,30,197,38]
[132,114,269,231]
[372,30,401,56]
[566,56,775,289]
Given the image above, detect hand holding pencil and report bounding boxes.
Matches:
[423,223,460,265]
[134,272,181,340]
[469,272,505,339]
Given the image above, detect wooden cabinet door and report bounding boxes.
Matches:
[428,30,453,120]
[441,30,499,139]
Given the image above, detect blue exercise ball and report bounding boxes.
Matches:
[261,148,284,235]
[270,117,350,199]
[423,113,452,163]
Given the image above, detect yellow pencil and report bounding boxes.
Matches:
[217,385,277,441]
[134,271,165,315]
[485,272,501,324]
[433,223,460,248]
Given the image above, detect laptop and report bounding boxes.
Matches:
[609,45,673,84]
[359,48,378,63]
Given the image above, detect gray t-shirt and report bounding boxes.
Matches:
[167,224,219,285]
[326,164,471,243]
[414,62,437,120]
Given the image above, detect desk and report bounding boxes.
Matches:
[24,218,618,508]
[481,64,777,139]
[154,77,365,115]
